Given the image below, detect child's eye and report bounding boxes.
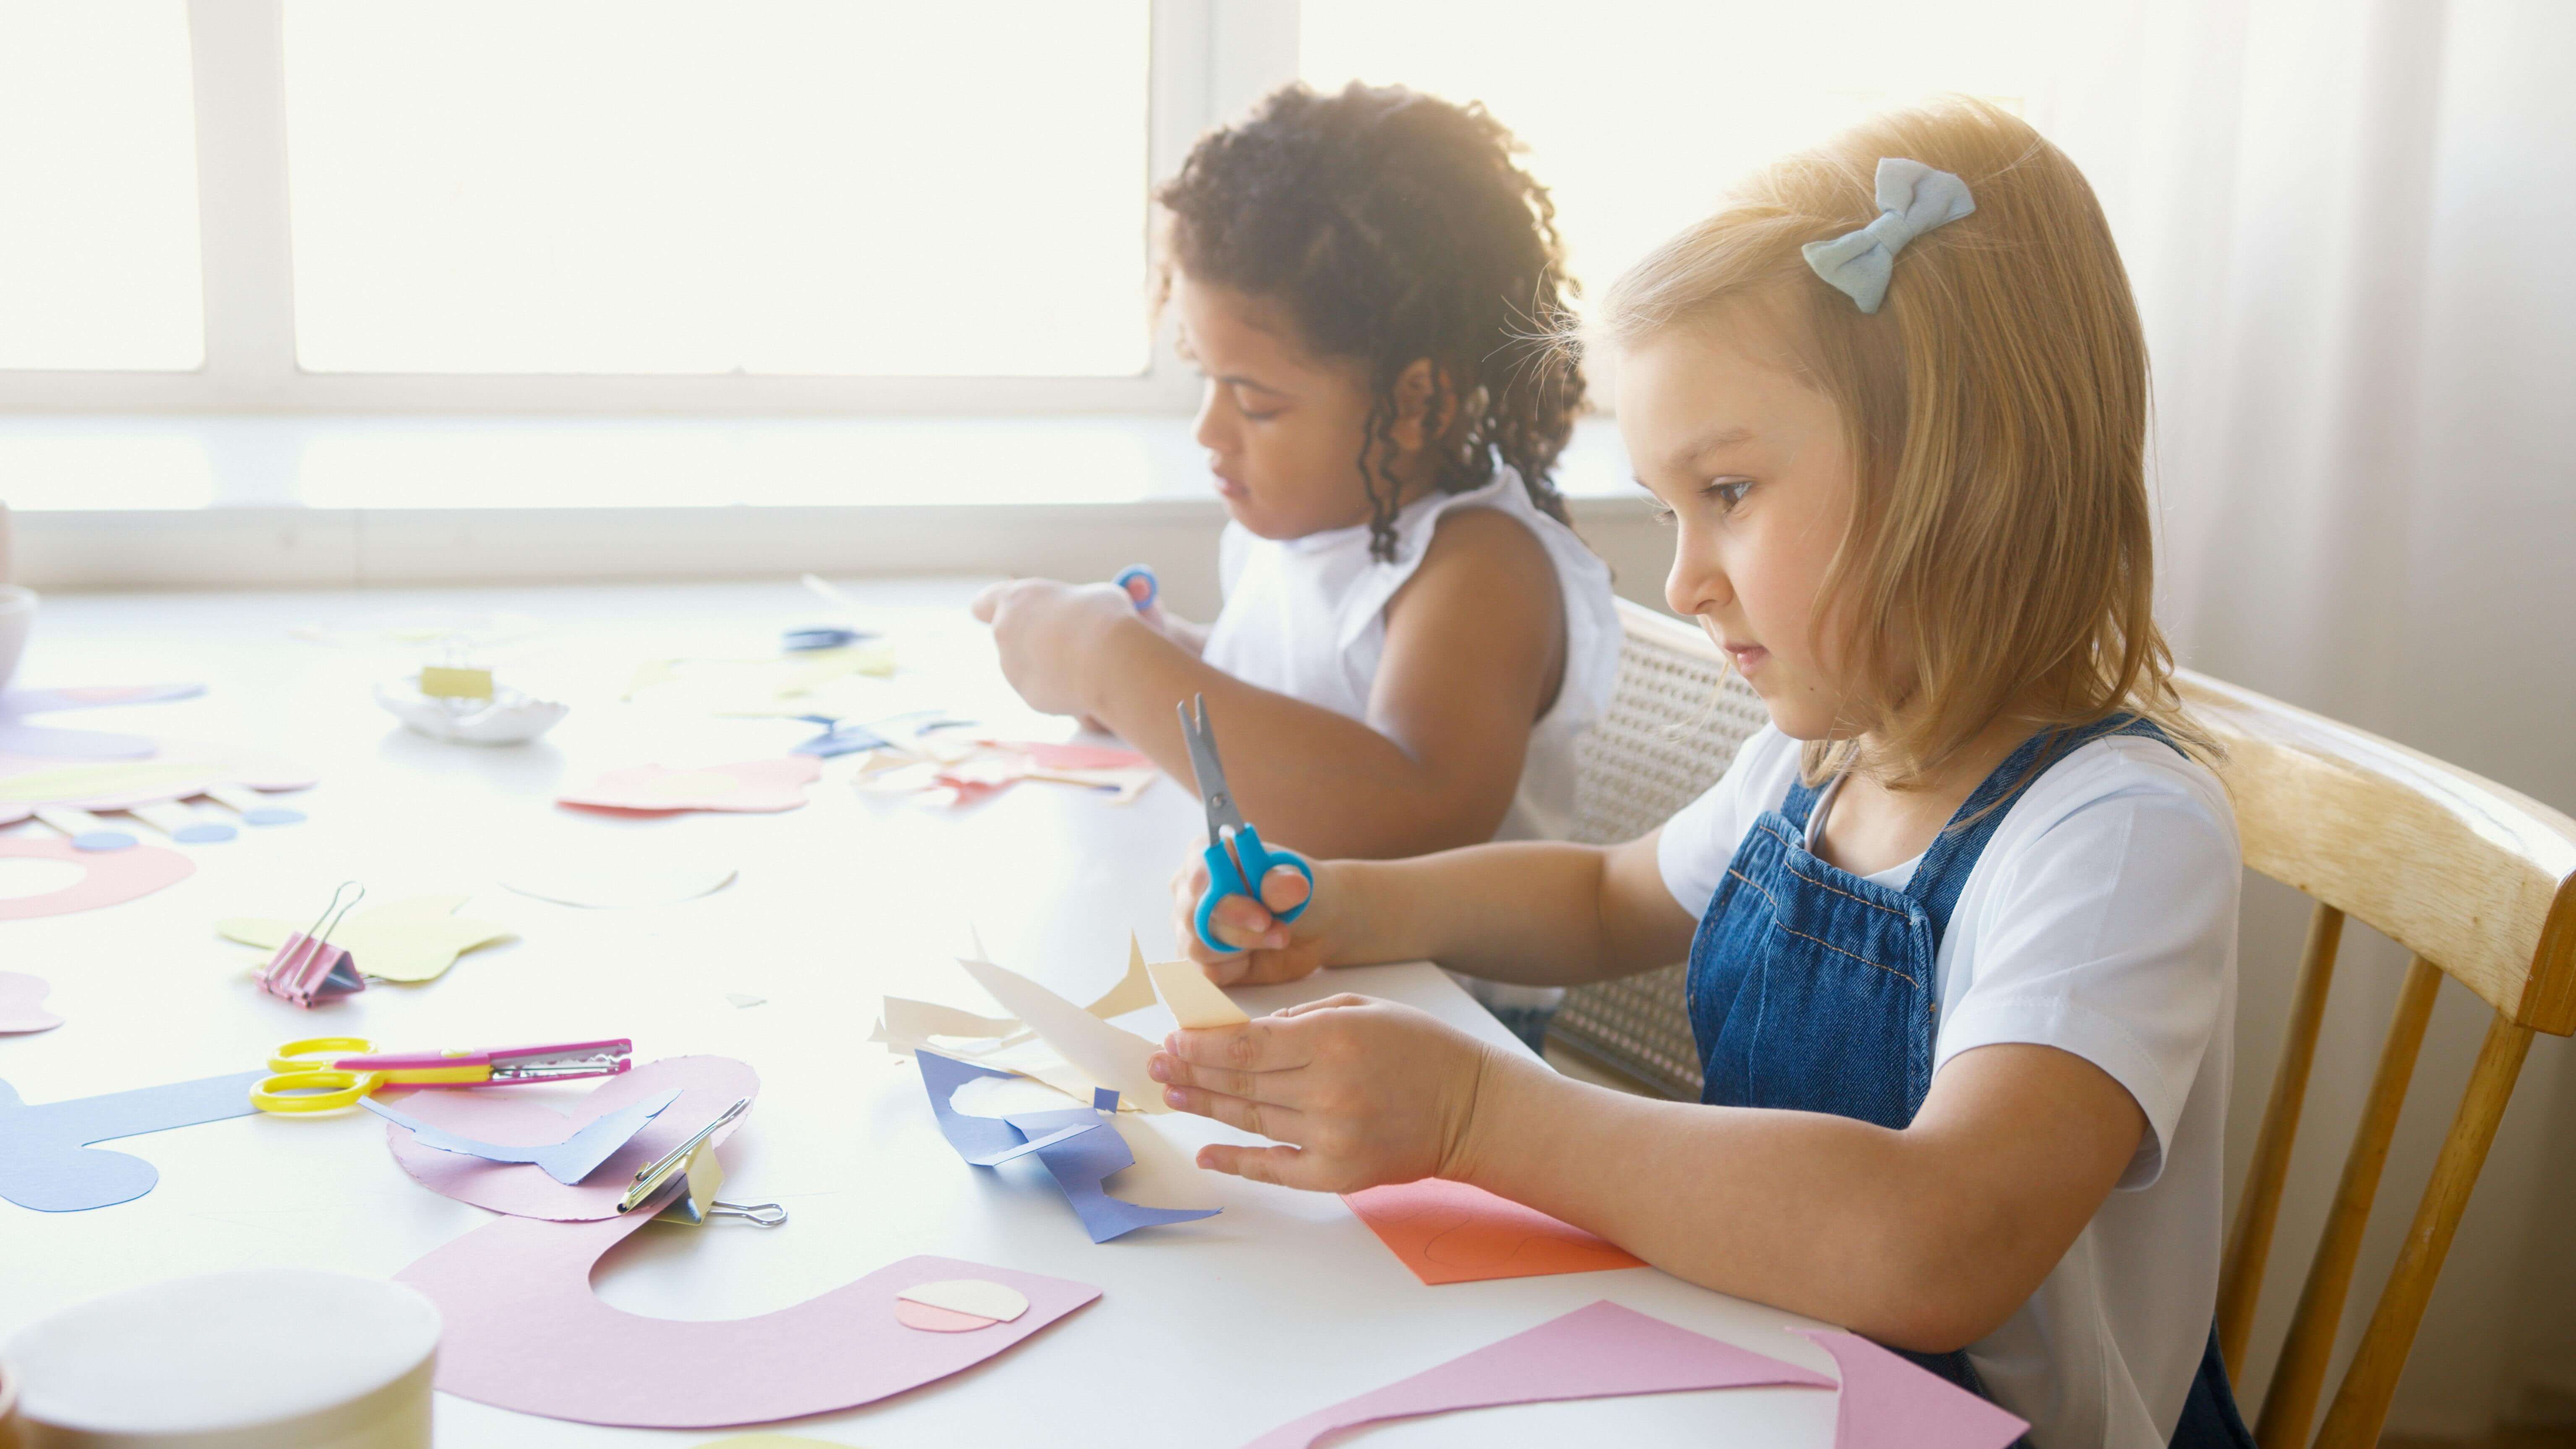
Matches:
[1650,504,1677,527]
[1706,478,1754,511]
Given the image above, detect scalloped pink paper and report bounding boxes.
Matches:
[0,837,193,921]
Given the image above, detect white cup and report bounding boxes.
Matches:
[0,586,34,694]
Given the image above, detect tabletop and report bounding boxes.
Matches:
[0,577,1838,1447]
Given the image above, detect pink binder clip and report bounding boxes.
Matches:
[261,882,368,1009]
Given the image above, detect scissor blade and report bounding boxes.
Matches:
[1178,696,1247,837]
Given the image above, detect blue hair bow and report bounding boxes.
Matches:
[1800,158,1975,314]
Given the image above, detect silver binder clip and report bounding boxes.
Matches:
[616,1097,784,1226]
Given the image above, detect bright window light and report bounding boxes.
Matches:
[283,1,1152,377]
[1301,0,2064,317]
[0,0,204,371]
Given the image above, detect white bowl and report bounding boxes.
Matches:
[0,586,35,695]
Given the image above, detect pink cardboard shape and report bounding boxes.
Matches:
[0,837,194,921]
[381,1056,759,1220]
[1793,1329,2028,1449]
[984,740,1149,772]
[1240,1300,1834,1449]
[1342,1176,1646,1285]
[558,758,821,815]
[0,972,63,1033]
[396,1211,1100,1428]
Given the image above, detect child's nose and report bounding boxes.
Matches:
[1192,383,1233,453]
[1663,527,1731,619]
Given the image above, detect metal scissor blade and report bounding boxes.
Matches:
[1178,694,1247,837]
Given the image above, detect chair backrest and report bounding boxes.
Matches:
[1552,599,1765,1098]
[2182,670,2576,1449]
[1549,620,2576,1449]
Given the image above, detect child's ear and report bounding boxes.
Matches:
[1387,358,1454,455]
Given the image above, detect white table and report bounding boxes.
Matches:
[0,579,1836,1447]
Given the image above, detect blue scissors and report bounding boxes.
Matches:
[1179,693,1314,953]
[1112,564,1158,613]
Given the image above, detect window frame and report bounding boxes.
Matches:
[0,0,1297,416]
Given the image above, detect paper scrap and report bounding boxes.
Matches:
[417,665,495,700]
[0,837,194,922]
[1794,1329,2029,1449]
[33,805,134,850]
[690,1438,858,1448]
[217,895,513,983]
[983,739,1150,772]
[205,781,305,826]
[958,956,1168,1113]
[395,1209,1098,1428]
[1342,1176,1647,1285]
[0,1071,266,1212]
[379,1056,760,1220]
[1148,959,1249,1029]
[0,972,64,1033]
[1241,1300,1835,1449]
[895,1279,1029,1327]
[501,856,738,910]
[133,798,235,843]
[0,682,204,759]
[0,743,315,823]
[725,993,765,1009]
[559,757,821,814]
[363,1088,683,1186]
[917,1052,1218,1242]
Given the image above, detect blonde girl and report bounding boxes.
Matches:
[1151,98,2253,1449]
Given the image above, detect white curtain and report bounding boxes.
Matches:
[2031,0,2576,1434]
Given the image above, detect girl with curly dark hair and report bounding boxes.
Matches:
[974,85,1623,964]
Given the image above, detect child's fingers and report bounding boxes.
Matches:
[1258,864,1312,915]
[1163,1018,1311,1072]
[1272,992,1374,1019]
[1195,1141,1310,1185]
[969,580,1010,622]
[1163,1084,1310,1143]
[1205,893,1283,950]
[1147,1051,1297,1105]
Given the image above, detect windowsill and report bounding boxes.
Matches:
[1,414,1660,606]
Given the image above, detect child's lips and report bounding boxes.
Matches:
[1212,474,1251,502]
[1724,643,1769,673]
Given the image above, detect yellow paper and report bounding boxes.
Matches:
[417,665,494,700]
[958,956,1168,1114]
[218,895,513,983]
[1086,936,1160,1020]
[0,758,226,805]
[1147,959,1251,1029]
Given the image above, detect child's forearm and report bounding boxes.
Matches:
[1331,842,1688,988]
[1083,620,1516,859]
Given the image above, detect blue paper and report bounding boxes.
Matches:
[792,722,892,759]
[1005,1106,1222,1243]
[68,827,137,851]
[360,1087,683,1185]
[0,1071,265,1212]
[916,1051,1219,1243]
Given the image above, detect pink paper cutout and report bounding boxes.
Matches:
[0,972,63,1033]
[558,758,821,815]
[0,682,204,759]
[1342,1177,1646,1285]
[381,1056,760,1220]
[0,837,194,921]
[892,1300,996,1332]
[1793,1329,2028,1449]
[1241,1300,1834,1449]
[983,739,1150,771]
[396,1212,1099,1428]
[0,743,316,825]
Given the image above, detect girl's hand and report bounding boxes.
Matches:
[1148,994,1496,1192]
[1171,852,1335,986]
[971,579,1140,717]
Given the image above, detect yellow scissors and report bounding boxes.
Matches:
[250,1036,632,1113]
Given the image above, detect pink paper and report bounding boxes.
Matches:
[396,1211,1099,1428]
[1342,1177,1646,1285]
[558,758,821,814]
[1241,1300,1834,1449]
[0,972,63,1033]
[985,739,1150,771]
[1794,1329,2028,1449]
[381,1056,759,1220]
[0,837,194,921]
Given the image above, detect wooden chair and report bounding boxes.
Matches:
[1549,602,2576,1448]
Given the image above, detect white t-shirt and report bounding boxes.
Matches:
[1202,466,1623,845]
[1656,725,2239,1449]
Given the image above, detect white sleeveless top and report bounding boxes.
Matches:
[1201,467,1622,844]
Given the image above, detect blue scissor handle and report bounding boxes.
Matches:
[1193,824,1314,954]
[1112,564,1158,612]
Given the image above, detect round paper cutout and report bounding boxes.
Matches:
[892,1279,1029,1333]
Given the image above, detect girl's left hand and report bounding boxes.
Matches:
[1148,994,1497,1192]
[970,578,1138,717]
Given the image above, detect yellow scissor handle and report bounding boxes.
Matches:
[267,1036,377,1074]
[250,1067,387,1113]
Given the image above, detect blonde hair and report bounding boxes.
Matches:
[1598,96,2202,788]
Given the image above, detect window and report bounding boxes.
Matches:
[0,0,204,371]
[1300,0,2062,316]
[282,2,1152,377]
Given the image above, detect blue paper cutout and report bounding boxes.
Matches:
[1091,1087,1119,1112]
[239,803,306,826]
[170,818,236,844]
[360,1087,683,1185]
[793,721,892,758]
[0,1070,266,1212]
[68,827,137,851]
[916,1051,1218,1243]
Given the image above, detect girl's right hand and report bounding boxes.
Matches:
[1171,854,1335,987]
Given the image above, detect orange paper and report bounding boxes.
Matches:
[1342,1177,1645,1286]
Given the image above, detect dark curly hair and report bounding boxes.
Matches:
[1155,82,1585,562]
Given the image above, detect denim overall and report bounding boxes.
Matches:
[1684,717,2255,1448]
